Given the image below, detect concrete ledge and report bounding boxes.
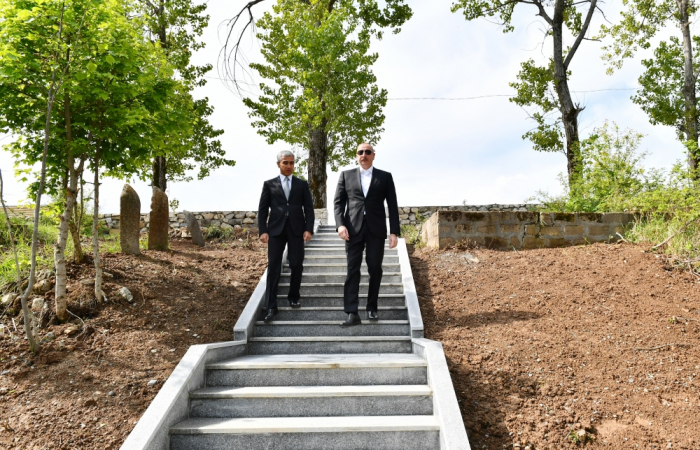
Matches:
[412,338,471,450]
[397,238,424,338]
[119,341,246,450]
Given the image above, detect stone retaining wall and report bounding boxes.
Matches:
[396,204,541,229]
[421,211,635,250]
[99,208,329,232]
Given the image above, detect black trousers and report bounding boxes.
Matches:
[265,219,304,310]
[344,222,385,314]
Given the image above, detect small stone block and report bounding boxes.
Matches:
[565,225,584,235]
[541,226,561,236]
[546,238,571,248]
[588,225,611,236]
[523,237,545,249]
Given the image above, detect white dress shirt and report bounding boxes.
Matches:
[360,166,373,197]
[279,174,292,187]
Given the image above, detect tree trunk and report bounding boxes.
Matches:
[152,155,167,192]
[552,0,583,186]
[307,125,328,208]
[55,92,83,322]
[92,141,104,303]
[69,209,83,263]
[678,0,699,174]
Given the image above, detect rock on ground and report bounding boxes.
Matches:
[148,188,169,251]
[183,210,205,247]
[120,184,141,255]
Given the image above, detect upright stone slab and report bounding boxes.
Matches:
[119,184,141,255]
[184,210,205,247]
[148,187,169,251]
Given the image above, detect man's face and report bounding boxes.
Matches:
[356,144,375,170]
[277,156,295,176]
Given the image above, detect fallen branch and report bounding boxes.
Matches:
[673,316,698,322]
[593,301,612,312]
[633,343,692,351]
[652,216,700,250]
[615,232,629,243]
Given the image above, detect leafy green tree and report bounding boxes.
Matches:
[137,0,233,193]
[452,0,601,185]
[1,0,174,319]
[223,0,411,207]
[600,0,700,174]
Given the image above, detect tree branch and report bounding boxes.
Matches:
[219,0,267,96]
[563,0,598,68]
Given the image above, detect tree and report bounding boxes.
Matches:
[2,0,174,319]
[222,0,411,208]
[137,0,234,193]
[452,0,601,185]
[600,0,700,175]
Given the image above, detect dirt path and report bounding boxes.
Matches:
[0,239,266,450]
[410,243,700,450]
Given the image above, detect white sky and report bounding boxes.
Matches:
[0,0,688,212]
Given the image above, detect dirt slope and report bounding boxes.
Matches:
[411,243,700,450]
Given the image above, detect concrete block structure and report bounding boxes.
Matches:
[422,210,635,249]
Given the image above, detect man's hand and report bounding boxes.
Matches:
[259,233,269,244]
[388,234,398,249]
[303,231,312,242]
[338,226,350,241]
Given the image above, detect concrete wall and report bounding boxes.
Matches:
[421,211,635,250]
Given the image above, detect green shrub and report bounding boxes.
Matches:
[401,224,422,246]
[204,226,233,240]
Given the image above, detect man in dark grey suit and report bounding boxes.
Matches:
[258,151,315,322]
[333,143,400,327]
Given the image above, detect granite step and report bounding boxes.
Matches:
[247,336,413,355]
[280,273,402,284]
[169,416,440,450]
[258,307,408,321]
[253,320,410,337]
[277,283,403,296]
[188,385,433,418]
[285,263,401,273]
[205,354,427,387]
[278,295,405,307]
[300,256,399,264]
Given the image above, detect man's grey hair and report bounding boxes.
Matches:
[277,150,295,162]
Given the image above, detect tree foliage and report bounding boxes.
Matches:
[452,0,601,185]
[240,0,411,207]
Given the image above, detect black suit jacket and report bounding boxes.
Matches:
[334,167,400,239]
[258,175,315,237]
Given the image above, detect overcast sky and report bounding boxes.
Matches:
[0,0,688,213]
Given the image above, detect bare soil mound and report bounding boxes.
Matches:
[0,239,266,450]
[410,242,700,449]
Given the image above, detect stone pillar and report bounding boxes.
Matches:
[148,187,169,251]
[119,184,141,255]
[184,210,205,247]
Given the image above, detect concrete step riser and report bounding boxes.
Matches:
[248,340,412,355]
[170,430,440,450]
[300,258,399,264]
[281,274,402,284]
[206,367,428,387]
[282,297,406,307]
[189,395,433,419]
[253,323,410,337]
[305,249,399,255]
[285,265,399,274]
[277,285,403,295]
[260,309,408,321]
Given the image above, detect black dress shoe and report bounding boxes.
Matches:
[264,308,278,322]
[341,313,362,327]
[367,311,378,321]
[289,298,301,308]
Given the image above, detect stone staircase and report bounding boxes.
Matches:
[167,225,441,449]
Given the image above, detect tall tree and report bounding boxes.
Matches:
[452,0,601,185]
[600,0,700,175]
[138,0,234,193]
[222,0,411,208]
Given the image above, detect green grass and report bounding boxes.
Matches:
[400,224,423,246]
[625,215,700,267]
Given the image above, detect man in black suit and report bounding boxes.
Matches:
[258,151,315,322]
[334,143,400,327]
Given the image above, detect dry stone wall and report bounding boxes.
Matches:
[422,210,635,250]
[100,208,330,232]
